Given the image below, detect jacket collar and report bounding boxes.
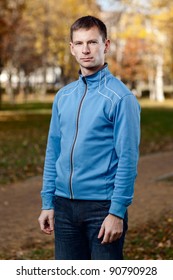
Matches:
[79,63,109,85]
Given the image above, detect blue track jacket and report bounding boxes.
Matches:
[41,64,140,219]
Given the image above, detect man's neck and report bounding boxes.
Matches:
[80,64,105,77]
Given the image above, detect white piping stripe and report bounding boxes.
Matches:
[104,69,121,100]
[58,85,79,108]
[100,70,121,99]
[98,71,113,105]
[98,69,121,119]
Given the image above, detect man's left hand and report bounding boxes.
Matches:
[98,214,123,244]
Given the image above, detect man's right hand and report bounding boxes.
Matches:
[38,209,54,235]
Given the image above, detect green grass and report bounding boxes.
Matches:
[0,101,173,185]
[140,107,173,154]
[0,101,52,111]
[0,113,51,184]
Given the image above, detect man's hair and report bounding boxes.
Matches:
[70,15,107,42]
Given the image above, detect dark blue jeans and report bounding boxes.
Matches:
[54,196,128,260]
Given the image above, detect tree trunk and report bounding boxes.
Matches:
[149,72,156,100]
[6,62,15,104]
[0,71,2,109]
[41,64,47,97]
[155,55,164,102]
[6,72,15,104]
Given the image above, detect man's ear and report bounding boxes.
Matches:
[104,39,110,54]
[70,42,75,56]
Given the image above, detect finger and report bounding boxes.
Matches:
[109,234,116,243]
[38,218,45,232]
[98,224,105,239]
[109,231,123,243]
[49,216,54,232]
[44,220,53,234]
[109,233,119,243]
[101,231,111,244]
[39,218,51,234]
[43,229,52,235]
[44,229,52,234]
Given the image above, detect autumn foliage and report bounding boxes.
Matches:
[0,0,173,102]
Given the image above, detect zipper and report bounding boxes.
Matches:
[69,78,88,199]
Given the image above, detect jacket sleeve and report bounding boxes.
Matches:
[41,94,61,209]
[109,94,141,219]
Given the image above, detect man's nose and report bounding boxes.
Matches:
[82,43,90,53]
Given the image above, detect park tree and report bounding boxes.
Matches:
[151,0,173,86]
[103,1,149,92]
[0,0,8,107]
[12,21,43,101]
[1,0,172,104]
[104,0,173,101]
[109,12,148,88]
[0,0,100,104]
[142,0,173,101]
[23,0,100,96]
[0,0,26,104]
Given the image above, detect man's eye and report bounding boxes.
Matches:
[89,41,97,44]
[74,42,82,45]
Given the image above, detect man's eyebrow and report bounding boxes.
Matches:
[73,40,82,43]
[73,39,99,43]
[88,39,99,42]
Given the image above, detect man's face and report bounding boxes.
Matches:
[70,26,110,76]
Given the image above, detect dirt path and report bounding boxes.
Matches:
[0,151,173,255]
[129,151,173,227]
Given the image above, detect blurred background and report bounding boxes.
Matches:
[0,0,173,104]
[0,0,173,260]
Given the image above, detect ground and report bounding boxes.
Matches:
[0,151,173,258]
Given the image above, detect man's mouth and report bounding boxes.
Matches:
[81,57,93,61]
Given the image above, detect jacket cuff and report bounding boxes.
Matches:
[41,195,54,210]
[109,201,127,219]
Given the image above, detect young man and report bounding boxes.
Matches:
[38,15,140,260]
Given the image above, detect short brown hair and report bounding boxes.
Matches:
[70,15,107,42]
